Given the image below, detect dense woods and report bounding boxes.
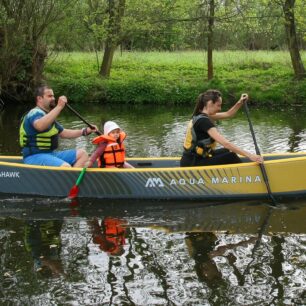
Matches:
[0,0,305,103]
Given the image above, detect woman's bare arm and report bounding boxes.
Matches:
[208,127,263,163]
[210,93,248,120]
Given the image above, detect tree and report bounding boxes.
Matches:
[83,0,125,77]
[280,0,305,79]
[48,0,93,51]
[0,0,76,101]
[99,0,125,77]
[207,0,215,80]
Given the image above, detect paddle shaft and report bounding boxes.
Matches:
[76,167,86,186]
[243,102,277,205]
[66,103,101,135]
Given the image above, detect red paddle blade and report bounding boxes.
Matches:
[68,185,79,199]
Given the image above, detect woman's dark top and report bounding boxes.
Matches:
[180,114,242,167]
[193,114,215,142]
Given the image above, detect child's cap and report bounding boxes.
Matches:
[104,121,120,135]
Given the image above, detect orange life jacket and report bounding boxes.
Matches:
[92,132,126,168]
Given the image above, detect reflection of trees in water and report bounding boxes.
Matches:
[287,110,306,152]
[24,220,64,277]
[0,98,4,112]
[184,231,306,304]
[89,217,133,304]
[129,228,171,303]
[185,232,257,303]
[64,219,306,305]
[1,103,306,156]
[185,232,221,287]
[270,235,285,303]
[0,104,28,154]
[1,213,306,305]
[287,127,303,152]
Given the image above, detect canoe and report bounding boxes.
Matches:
[0,153,306,200]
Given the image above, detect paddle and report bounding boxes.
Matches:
[65,103,101,199]
[68,167,87,199]
[65,103,102,135]
[243,100,277,205]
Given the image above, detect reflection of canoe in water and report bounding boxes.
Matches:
[150,201,306,234]
[0,198,305,234]
[1,153,306,200]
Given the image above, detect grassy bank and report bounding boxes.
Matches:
[45,51,306,106]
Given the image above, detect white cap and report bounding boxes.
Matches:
[104,121,120,135]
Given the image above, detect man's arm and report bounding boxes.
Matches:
[59,126,98,139]
[59,128,83,138]
[33,96,66,131]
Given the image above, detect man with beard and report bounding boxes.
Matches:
[19,85,97,167]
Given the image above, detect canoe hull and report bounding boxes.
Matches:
[1,154,306,200]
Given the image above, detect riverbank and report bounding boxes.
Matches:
[45,51,306,105]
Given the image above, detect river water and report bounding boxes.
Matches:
[0,103,306,305]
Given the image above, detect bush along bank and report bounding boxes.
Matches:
[45,51,306,106]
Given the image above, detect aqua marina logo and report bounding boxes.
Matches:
[145,178,165,187]
[145,175,262,188]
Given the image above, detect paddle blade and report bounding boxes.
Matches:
[68,167,87,199]
[68,185,79,199]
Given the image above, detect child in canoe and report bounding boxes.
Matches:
[86,121,133,168]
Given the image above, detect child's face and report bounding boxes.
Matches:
[109,128,120,139]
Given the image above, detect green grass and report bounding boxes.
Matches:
[45,50,306,106]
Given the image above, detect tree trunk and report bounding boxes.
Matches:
[31,44,48,88]
[99,0,125,77]
[282,0,305,79]
[99,42,116,77]
[207,0,215,80]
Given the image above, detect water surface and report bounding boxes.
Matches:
[0,103,306,305]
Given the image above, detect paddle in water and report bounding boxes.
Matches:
[65,103,101,199]
[243,99,277,205]
[68,167,87,199]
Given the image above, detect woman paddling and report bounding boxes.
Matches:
[180,89,263,167]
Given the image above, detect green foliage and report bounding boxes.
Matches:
[295,0,306,45]
[103,77,201,105]
[42,0,294,52]
[0,0,77,99]
[45,51,306,106]
[2,0,305,99]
